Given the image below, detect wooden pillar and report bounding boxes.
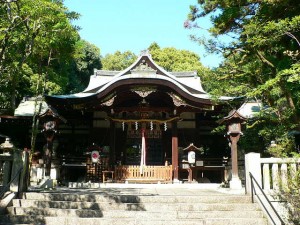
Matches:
[229,133,243,189]
[172,121,179,181]
[230,134,240,179]
[222,110,246,190]
[44,134,54,177]
[188,168,193,182]
[109,120,116,168]
[42,120,57,178]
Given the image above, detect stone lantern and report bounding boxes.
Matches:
[221,110,247,189]
[0,137,23,190]
[39,106,66,183]
[0,137,15,155]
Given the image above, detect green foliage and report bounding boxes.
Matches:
[101,44,207,79]
[148,43,206,74]
[148,44,212,101]
[148,42,160,51]
[0,0,101,112]
[240,105,297,155]
[67,40,102,93]
[102,51,137,71]
[187,0,300,155]
[0,0,80,111]
[266,135,296,157]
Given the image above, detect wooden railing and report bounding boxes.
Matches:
[115,165,173,183]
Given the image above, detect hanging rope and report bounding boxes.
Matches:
[108,116,180,124]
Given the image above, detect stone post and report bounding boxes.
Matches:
[10,150,23,192]
[262,163,270,191]
[272,163,279,190]
[18,150,30,195]
[245,152,262,194]
[2,158,11,186]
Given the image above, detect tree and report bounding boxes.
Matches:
[101,51,137,71]
[0,0,80,112]
[67,40,102,93]
[186,0,300,155]
[148,43,207,81]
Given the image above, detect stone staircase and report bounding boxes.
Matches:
[0,186,268,225]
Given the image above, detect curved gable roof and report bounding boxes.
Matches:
[46,51,236,104]
[83,51,206,95]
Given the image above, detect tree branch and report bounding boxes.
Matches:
[285,32,300,48]
[256,50,275,68]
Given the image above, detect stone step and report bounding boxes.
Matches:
[7,207,103,217]
[12,199,261,211]
[1,188,268,225]
[45,217,269,225]
[22,192,252,204]
[0,215,44,225]
[7,207,265,219]
[0,215,268,225]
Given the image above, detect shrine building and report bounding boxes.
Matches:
[1,51,242,185]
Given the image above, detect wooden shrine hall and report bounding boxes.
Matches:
[12,51,241,184]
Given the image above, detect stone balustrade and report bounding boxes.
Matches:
[245,152,300,193]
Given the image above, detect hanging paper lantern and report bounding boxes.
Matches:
[91,150,100,163]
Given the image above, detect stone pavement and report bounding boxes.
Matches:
[31,182,246,196]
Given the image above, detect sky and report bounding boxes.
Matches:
[64,0,223,68]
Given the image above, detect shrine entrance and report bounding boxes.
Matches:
[105,109,181,182]
[124,133,163,165]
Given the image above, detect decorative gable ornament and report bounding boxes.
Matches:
[101,96,116,107]
[130,60,157,76]
[168,93,187,107]
[134,90,153,98]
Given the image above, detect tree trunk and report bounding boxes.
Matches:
[284,87,300,126]
[10,73,17,112]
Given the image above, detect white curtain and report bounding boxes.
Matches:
[140,129,146,174]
